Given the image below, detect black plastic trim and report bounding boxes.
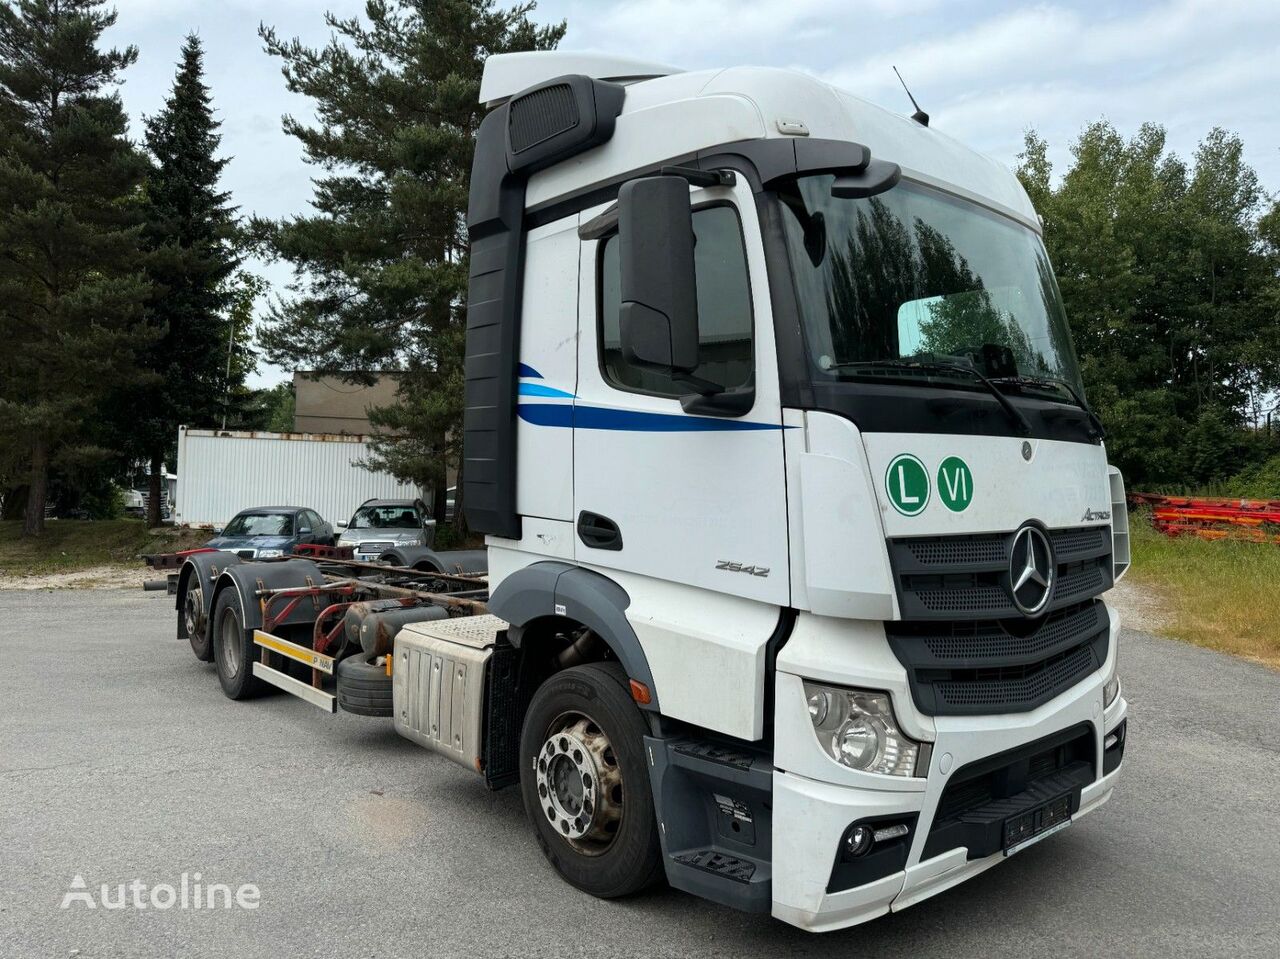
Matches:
[463,76,626,540]
[1103,718,1127,776]
[827,813,918,894]
[924,722,1095,860]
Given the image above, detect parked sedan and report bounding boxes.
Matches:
[205,506,334,559]
[336,498,434,559]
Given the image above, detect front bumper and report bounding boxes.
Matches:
[770,608,1127,932]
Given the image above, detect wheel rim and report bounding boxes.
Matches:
[184,588,204,638]
[217,607,242,677]
[535,712,624,855]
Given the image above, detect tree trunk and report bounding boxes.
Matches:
[430,429,448,523]
[147,454,163,527]
[450,457,466,539]
[22,435,48,536]
[431,476,447,525]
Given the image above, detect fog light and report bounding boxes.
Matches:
[1104,675,1120,708]
[802,682,923,777]
[843,825,874,858]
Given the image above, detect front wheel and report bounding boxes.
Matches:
[519,663,663,898]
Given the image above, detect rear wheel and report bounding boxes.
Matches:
[184,584,212,662]
[212,587,265,700]
[519,663,663,898]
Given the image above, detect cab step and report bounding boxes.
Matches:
[645,735,773,914]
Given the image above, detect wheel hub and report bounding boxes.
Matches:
[535,715,623,850]
[184,587,204,637]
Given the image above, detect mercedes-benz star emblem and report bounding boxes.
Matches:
[1009,525,1054,616]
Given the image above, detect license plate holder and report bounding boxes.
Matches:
[1003,792,1073,857]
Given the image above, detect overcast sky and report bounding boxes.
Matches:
[106,0,1280,388]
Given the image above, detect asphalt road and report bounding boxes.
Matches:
[1,589,1278,959]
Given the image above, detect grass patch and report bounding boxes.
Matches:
[0,520,209,577]
[1128,512,1280,668]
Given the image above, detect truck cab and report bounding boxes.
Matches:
[463,52,1129,930]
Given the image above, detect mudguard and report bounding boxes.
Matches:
[210,559,331,635]
[176,551,243,640]
[487,561,659,711]
[378,546,488,575]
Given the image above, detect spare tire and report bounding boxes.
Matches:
[336,653,393,717]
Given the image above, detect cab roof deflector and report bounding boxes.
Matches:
[480,51,682,107]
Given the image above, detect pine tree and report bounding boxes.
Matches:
[256,0,564,529]
[134,34,240,525]
[0,0,152,535]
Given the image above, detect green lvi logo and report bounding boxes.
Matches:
[938,456,974,512]
[886,454,929,516]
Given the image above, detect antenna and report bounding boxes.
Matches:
[892,66,929,127]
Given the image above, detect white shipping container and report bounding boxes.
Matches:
[174,427,426,528]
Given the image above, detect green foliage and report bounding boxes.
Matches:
[262,381,296,433]
[79,483,125,520]
[1018,122,1280,487]
[0,0,154,534]
[1221,453,1280,500]
[255,0,564,526]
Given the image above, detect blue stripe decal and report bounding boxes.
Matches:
[517,363,543,379]
[518,383,576,399]
[518,403,789,432]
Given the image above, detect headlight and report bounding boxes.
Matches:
[802,682,923,777]
[257,549,283,559]
[1104,675,1120,708]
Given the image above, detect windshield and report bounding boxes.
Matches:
[349,504,420,529]
[778,176,1083,398]
[224,513,294,537]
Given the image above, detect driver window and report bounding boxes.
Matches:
[598,203,754,398]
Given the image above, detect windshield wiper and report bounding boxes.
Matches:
[831,359,1032,436]
[991,374,1106,439]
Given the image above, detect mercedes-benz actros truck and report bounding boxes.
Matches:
[174,50,1130,932]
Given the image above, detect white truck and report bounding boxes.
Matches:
[172,52,1130,932]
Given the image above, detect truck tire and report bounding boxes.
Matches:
[337,653,393,717]
[211,587,266,700]
[519,662,663,899]
[183,585,212,662]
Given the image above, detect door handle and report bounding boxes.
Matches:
[577,511,623,551]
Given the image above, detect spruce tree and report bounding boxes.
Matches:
[257,0,564,529]
[0,0,152,534]
[134,33,240,525]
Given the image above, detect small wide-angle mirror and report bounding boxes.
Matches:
[832,158,901,200]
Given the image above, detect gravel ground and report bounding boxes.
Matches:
[1,589,1277,958]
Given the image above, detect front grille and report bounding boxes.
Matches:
[355,540,394,553]
[903,534,1006,567]
[888,600,1109,715]
[888,524,1113,621]
[933,643,1097,710]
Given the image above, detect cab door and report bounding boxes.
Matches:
[570,179,789,605]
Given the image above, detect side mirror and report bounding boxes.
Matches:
[298,526,311,535]
[831,159,901,200]
[617,175,698,374]
[336,520,347,529]
[212,527,223,536]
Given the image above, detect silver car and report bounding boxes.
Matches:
[336,498,435,560]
